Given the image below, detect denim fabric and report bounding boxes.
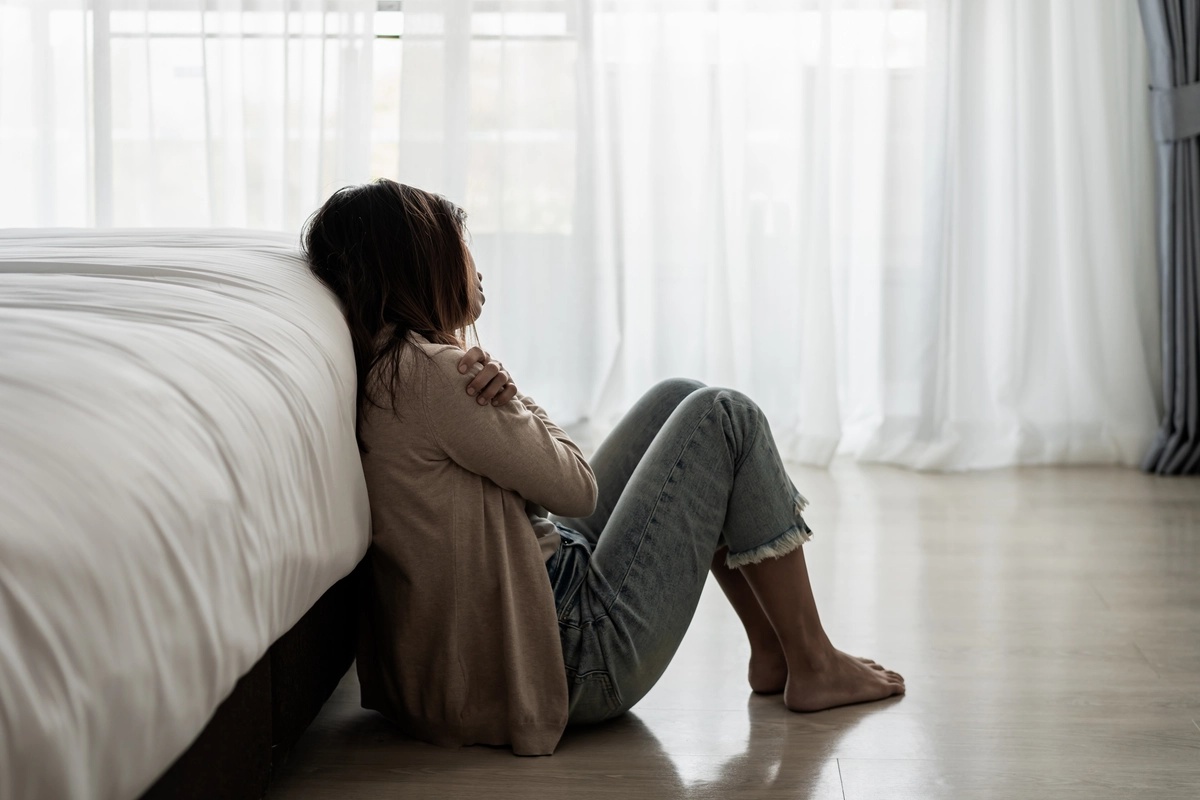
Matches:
[546,379,812,724]
[545,523,593,609]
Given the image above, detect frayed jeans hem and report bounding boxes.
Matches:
[724,493,813,569]
[724,523,813,569]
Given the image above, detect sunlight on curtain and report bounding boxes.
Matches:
[0,0,1160,470]
[0,0,374,228]
[373,0,1158,469]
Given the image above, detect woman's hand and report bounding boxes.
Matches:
[457,347,519,407]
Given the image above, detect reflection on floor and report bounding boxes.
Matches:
[269,463,1200,799]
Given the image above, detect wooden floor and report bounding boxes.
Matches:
[269,463,1200,799]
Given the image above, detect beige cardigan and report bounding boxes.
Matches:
[355,332,597,756]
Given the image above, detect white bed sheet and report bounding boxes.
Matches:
[0,229,371,800]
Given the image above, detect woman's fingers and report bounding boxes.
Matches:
[466,362,501,396]
[459,347,516,406]
[476,370,515,405]
[468,364,517,406]
[491,382,519,407]
[457,346,489,374]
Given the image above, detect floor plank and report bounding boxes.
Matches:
[269,463,1200,799]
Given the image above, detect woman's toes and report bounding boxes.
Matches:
[785,651,907,712]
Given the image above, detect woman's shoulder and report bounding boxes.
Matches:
[406,334,464,363]
[383,334,486,414]
[363,332,449,398]
[403,335,471,388]
[369,330,463,373]
[365,330,476,412]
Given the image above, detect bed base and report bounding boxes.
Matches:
[140,562,362,800]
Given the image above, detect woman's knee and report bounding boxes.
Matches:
[643,377,706,405]
[685,385,760,414]
[677,387,767,447]
[642,381,764,430]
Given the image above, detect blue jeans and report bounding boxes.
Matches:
[546,379,812,724]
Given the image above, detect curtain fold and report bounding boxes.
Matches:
[1138,0,1200,475]
[0,0,375,229]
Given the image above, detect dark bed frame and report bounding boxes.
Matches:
[139,562,363,800]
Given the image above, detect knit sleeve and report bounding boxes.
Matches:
[418,346,598,518]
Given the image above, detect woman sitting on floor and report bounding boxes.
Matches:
[301,179,904,756]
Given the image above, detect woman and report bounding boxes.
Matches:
[302,179,903,756]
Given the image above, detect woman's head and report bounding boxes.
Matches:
[301,179,482,451]
[303,179,481,340]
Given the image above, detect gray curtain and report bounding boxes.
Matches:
[1138,0,1200,475]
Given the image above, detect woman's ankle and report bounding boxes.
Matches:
[782,637,838,674]
[748,647,788,694]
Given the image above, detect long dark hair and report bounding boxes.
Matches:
[302,179,479,454]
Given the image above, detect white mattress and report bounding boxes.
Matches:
[0,229,371,800]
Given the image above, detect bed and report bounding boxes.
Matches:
[0,229,371,799]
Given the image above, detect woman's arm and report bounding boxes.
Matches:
[420,346,598,517]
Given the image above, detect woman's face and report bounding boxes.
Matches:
[467,246,485,320]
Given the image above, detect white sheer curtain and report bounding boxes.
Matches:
[843,0,1161,468]
[388,0,924,463]
[395,0,1159,470]
[0,0,374,229]
[1,0,1160,470]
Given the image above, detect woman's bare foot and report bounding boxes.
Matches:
[751,653,886,694]
[748,646,788,694]
[784,649,905,712]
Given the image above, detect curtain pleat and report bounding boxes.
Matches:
[1138,0,1200,474]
